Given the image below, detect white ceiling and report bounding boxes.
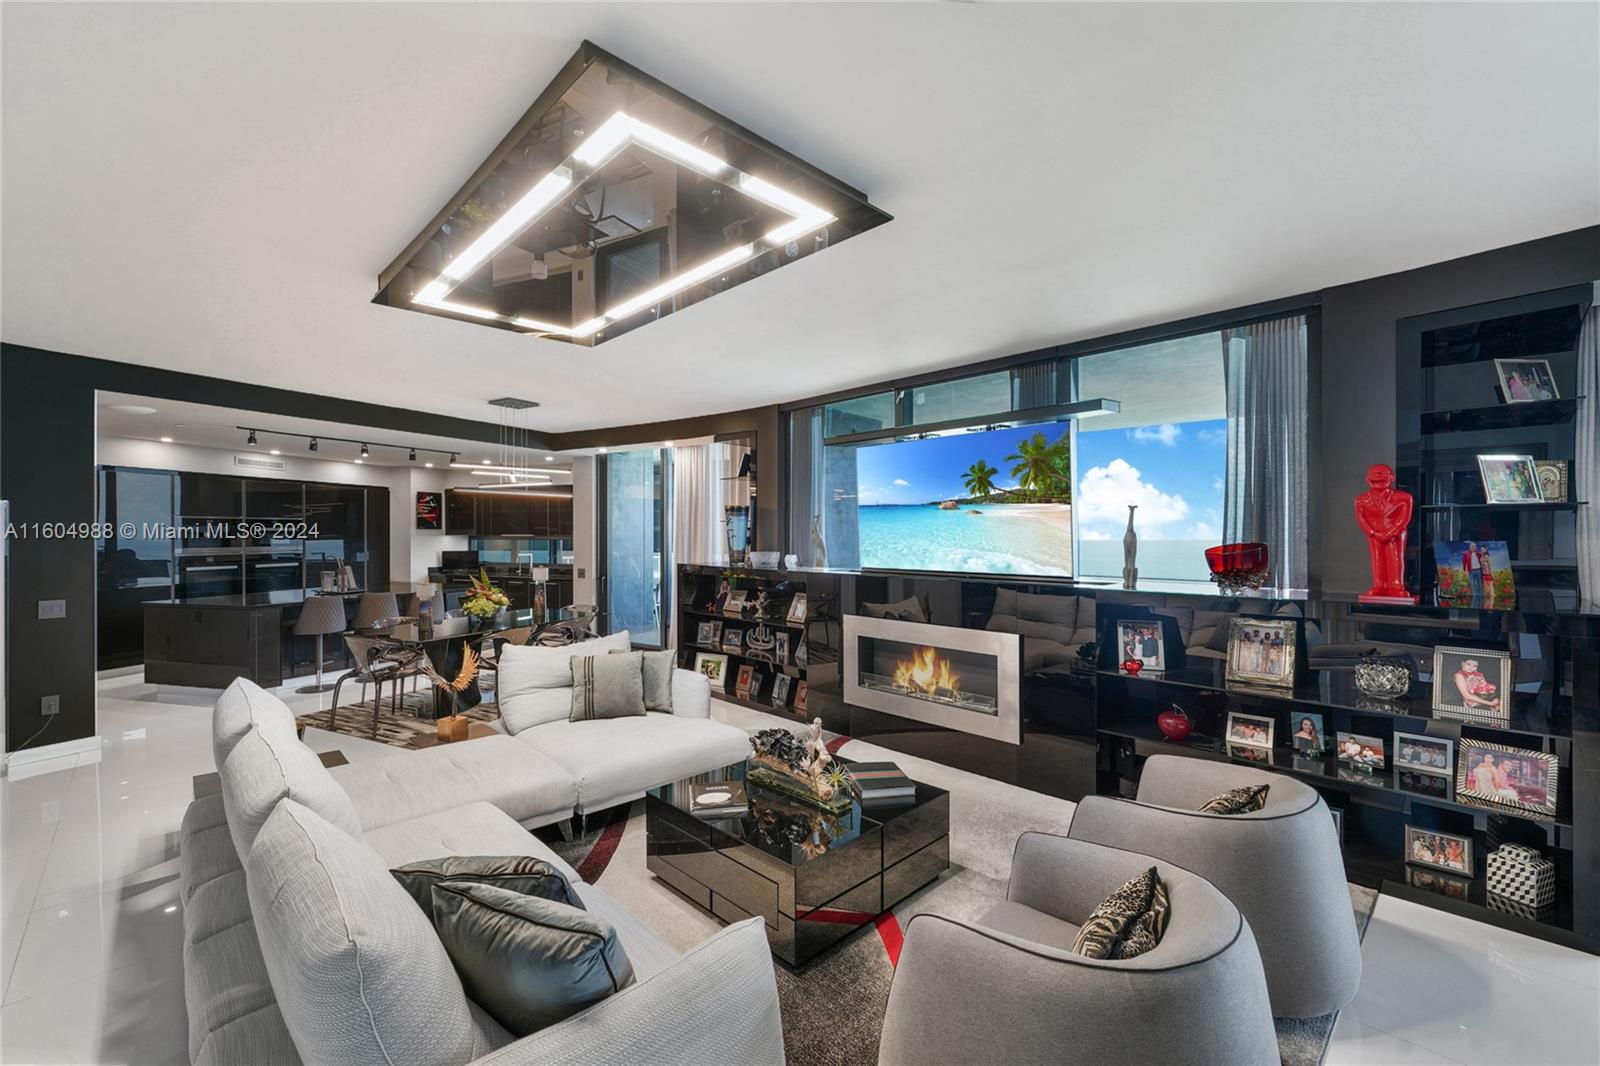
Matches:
[95,392,576,475]
[4,3,1595,433]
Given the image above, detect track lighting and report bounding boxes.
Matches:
[309,438,318,452]
[409,448,417,461]
[247,430,257,446]
[360,443,370,458]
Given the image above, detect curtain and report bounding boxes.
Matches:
[1222,315,1310,591]
[670,444,724,644]
[1012,362,1055,408]
[1577,295,1599,609]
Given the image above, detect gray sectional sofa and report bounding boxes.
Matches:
[180,675,784,1065]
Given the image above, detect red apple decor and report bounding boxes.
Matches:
[1121,659,1143,676]
[1156,704,1193,742]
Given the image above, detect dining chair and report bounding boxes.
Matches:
[329,635,427,736]
[353,591,400,629]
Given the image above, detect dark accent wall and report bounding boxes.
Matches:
[1316,227,1600,592]
[0,344,521,754]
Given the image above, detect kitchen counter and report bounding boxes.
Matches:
[148,582,420,609]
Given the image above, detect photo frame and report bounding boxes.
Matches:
[787,593,808,624]
[1404,826,1473,876]
[1225,618,1297,688]
[1289,710,1328,755]
[695,621,717,647]
[1431,540,1515,610]
[414,491,442,530]
[735,664,755,699]
[723,589,749,615]
[1476,454,1544,505]
[1394,731,1453,778]
[1456,738,1558,817]
[770,673,792,709]
[1534,459,1569,503]
[1492,357,1559,404]
[1225,711,1274,750]
[1115,619,1166,672]
[1335,731,1386,771]
[692,652,729,686]
[1430,645,1512,720]
[794,680,808,712]
[775,631,790,664]
[721,628,744,653]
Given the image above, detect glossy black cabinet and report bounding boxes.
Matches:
[177,473,242,518]
[447,489,573,537]
[245,479,304,520]
[446,489,477,533]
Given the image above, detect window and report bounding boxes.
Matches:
[908,371,1011,424]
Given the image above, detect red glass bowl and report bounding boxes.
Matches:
[1205,542,1268,574]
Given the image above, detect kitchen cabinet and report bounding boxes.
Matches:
[245,480,304,520]
[446,489,476,533]
[177,473,243,518]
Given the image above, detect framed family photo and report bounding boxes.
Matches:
[696,621,718,647]
[1116,619,1165,672]
[1336,731,1386,771]
[1225,711,1274,750]
[1492,357,1559,403]
[1225,618,1297,688]
[1431,539,1514,610]
[1476,454,1544,504]
[1405,826,1473,876]
[721,627,744,653]
[1431,645,1511,719]
[692,652,729,686]
[1456,739,1558,817]
[1394,731,1453,778]
[1289,710,1328,755]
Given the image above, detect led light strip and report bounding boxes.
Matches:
[413,111,833,338]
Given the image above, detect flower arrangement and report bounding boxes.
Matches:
[461,568,511,620]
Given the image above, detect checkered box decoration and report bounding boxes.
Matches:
[1485,843,1554,910]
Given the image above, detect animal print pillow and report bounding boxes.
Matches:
[1069,866,1171,960]
[1197,783,1270,815]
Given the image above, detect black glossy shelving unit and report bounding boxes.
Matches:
[1397,285,1592,601]
[675,564,810,719]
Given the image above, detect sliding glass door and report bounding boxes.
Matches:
[599,448,668,647]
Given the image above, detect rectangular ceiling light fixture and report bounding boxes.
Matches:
[375,41,891,346]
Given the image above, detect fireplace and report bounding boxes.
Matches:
[843,615,1022,745]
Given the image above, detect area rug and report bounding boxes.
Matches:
[536,705,1377,1066]
[296,694,500,749]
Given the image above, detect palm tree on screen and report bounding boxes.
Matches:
[1006,431,1071,498]
[962,460,1000,500]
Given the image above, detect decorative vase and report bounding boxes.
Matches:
[1355,654,1413,698]
[1204,542,1270,595]
[1122,659,1143,676]
[1121,505,1138,590]
[1156,705,1193,742]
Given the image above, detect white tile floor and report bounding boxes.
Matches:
[1,671,1595,1065]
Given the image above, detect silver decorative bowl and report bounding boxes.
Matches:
[1355,656,1412,699]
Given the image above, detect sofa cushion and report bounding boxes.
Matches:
[186,868,254,946]
[180,821,243,903]
[392,855,581,924]
[862,596,929,623]
[638,648,676,712]
[194,1002,302,1066]
[496,631,633,733]
[516,715,753,813]
[430,881,635,1036]
[244,800,486,1066]
[570,651,647,721]
[976,900,1082,953]
[361,801,583,887]
[183,917,279,1063]
[213,677,299,771]
[571,882,682,981]
[328,734,577,831]
[220,726,363,856]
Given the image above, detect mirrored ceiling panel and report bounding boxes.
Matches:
[376,41,892,345]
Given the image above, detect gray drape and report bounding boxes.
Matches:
[1577,294,1599,609]
[1222,315,1310,591]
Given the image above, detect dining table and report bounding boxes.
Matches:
[359,608,578,715]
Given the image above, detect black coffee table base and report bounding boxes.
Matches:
[645,761,950,966]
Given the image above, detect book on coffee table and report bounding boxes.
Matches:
[690,782,749,818]
[848,761,917,800]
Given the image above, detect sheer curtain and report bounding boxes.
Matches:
[670,444,724,644]
[1577,294,1599,608]
[1222,315,1310,591]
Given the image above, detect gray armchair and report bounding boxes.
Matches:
[1068,754,1361,1018]
[878,834,1278,1066]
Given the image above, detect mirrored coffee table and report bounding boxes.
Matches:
[645,759,949,965]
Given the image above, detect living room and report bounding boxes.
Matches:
[2,4,1597,1065]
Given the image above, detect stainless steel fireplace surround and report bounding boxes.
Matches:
[843,614,1022,745]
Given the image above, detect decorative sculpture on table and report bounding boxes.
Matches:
[749,719,860,812]
[1354,463,1419,604]
[1122,504,1138,589]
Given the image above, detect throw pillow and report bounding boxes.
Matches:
[1069,866,1170,960]
[570,651,647,721]
[430,881,635,1036]
[1197,783,1270,814]
[611,647,674,712]
[391,856,580,924]
[862,596,929,623]
[496,631,633,734]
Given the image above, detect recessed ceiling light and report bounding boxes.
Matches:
[105,404,158,415]
[270,449,281,455]
[425,462,434,468]
[546,456,555,462]
[159,436,174,443]
[354,459,363,464]
[375,43,886,346]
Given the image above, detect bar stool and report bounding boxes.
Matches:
[292,594,348,695]
[353,591,400,628]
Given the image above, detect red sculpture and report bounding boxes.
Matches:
[1354,463,1419,604]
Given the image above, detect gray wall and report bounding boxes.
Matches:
[1316,227,1600,592]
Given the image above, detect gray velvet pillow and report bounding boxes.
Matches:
[430,881,634,1036]
[391,856,580,924]
[570,651,647,720]
[612,647,674,712]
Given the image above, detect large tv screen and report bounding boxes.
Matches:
[853,420,1074,576]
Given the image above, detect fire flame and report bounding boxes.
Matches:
[893,647,961,697]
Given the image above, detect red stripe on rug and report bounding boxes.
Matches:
[825,734,853,755]
[795,906,874,926]
[576,811,628,883]
[875,911,904,967]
